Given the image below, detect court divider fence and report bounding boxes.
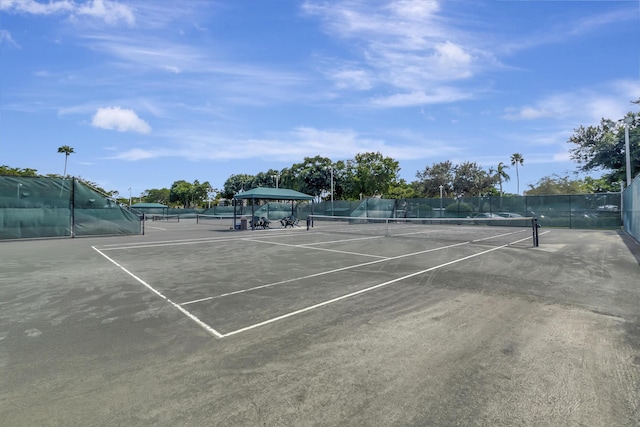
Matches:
[1,175,631,240]
[0,176,141,240]
[623,175,640,242]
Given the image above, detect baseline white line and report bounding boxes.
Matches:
[221,233,535,337]
[92,246,224,338]
[97,232,304,250]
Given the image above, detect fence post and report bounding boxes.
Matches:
[70,178,76,238]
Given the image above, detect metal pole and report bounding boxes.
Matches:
[330,167,334,215]
[625,121,631,187]
[71,178,76,238]
[439,185,443,217]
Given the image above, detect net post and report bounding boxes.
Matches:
[532,218,539,247]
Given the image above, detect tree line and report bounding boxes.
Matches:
[2,98,637,207]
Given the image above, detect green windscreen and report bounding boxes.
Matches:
[0,176,141,240]
[623,176,640,241]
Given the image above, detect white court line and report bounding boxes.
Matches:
[220,232,545,338]
[179,240,475,306]
[92,246,224,338]
[100,233,308,251]
[299,234,390,246]
[180,228,531,306]
[98,232,302,251]
[244,238,389,259]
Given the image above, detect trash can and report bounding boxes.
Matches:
[240,217,248,230]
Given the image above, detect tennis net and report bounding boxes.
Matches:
[308,214,540,246]
[196,213,235,224]
[149,214,180,222]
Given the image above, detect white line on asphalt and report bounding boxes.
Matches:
[221,233,536,337]
[92,246,224,338]
[178,240,470,306]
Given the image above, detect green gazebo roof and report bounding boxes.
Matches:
[232,188,313,201]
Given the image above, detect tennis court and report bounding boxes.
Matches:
[2,217,640,426]
[91,216,540,338]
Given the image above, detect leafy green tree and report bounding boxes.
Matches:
[453,161,495,196]
[582,176,621,193]
[0,165,38,176]
[170,180,192,207]
[288,156,333,198]
[142,188,171,204]
[221,174,255,199]
[526,174,588,195]
[384,179,416,199]
[57,145,75,177]
[495,162,510,197]
[414,161,454,197]
[344,152,400,199]
[169,179,211,208]
[569,110,639,187]
[510,153,524,195]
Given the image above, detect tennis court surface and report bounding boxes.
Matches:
[2,217,640,425]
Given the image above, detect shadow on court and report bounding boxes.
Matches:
[1,219,639,426]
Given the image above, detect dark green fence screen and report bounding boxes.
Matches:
[314,193,623,230]
[0,176,141,240]
[623,176,640,241]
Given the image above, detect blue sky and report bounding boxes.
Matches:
[1,0,640,198]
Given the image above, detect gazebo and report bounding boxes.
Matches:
[232,187,313,230]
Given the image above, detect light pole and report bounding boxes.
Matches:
[128,187,132,206]
[439,185,443,217]
[624,116,633,188]
[272,173,280,188]
[326,166,334,215]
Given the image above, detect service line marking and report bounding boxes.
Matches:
[92,246,224,338]
[180,228,533,306]
[179,239,480,306]
[220,232,544,338]
[244,238,389,259]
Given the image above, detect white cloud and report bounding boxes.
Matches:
[75,0,135,26]
[0,0,134,25]
[503,80,640,124]
[386,0,440,21]
[111,148,156,161]
[302,0,500,108]
[371,87,474,107]
[0,0,74,15]
[92,107,151,134]
[0,29,19,47]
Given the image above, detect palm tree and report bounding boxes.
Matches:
[496,162,510,198]
[57,145,75,177]
[510,153,524,195]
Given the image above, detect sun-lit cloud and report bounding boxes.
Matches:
[0,29,19,47]
[92,107,151,134]
[371,87,475,107]
[0,0,134,25]
[503,80,640,124]
[302,0,495,106]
